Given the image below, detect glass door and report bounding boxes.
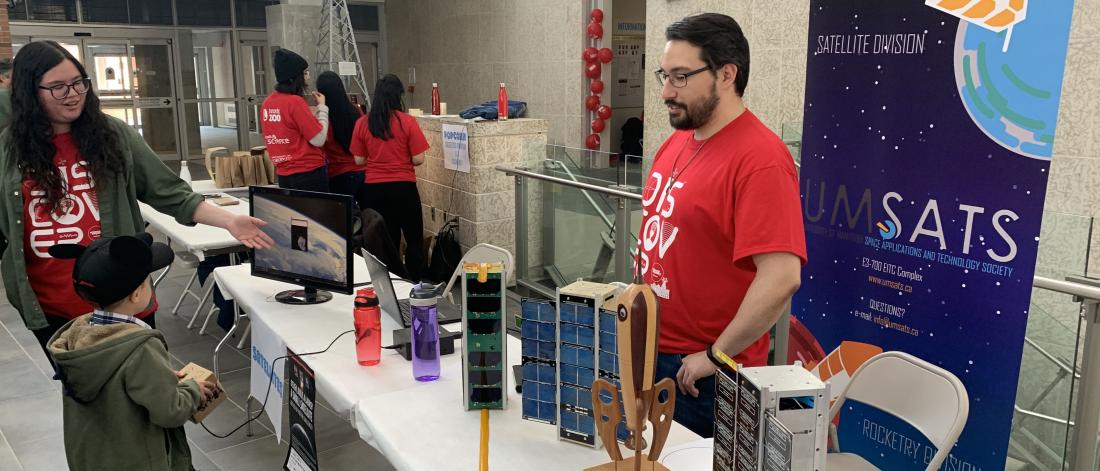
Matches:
[180,30,240,161]
[83,40,136,127]
[239,40,272,150]
[128,39,180,159]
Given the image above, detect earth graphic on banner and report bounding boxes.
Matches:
[950,1,1068,159]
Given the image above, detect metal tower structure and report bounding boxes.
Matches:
[316,0,371,107]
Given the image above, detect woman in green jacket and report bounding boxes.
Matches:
[0,40,274,353]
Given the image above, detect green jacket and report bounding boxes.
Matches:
[0,117,203,330]
[0,88,10,127]
[48,315,203,471]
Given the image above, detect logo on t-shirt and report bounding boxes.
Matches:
[263,108,282,123]
[639,171,683,300]
[26,160,101,258]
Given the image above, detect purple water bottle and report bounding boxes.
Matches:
[410,283,441,381]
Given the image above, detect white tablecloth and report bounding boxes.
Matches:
[139,194,249,260]
[212,259,429,416]
[353,333,702,471]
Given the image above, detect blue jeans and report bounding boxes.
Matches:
[655,352,717,438]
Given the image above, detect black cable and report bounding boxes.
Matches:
[199,329,355,438]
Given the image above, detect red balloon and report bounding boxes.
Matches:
[597,105,612,120]
[582,47,599,64]
[585,61,602,79]
[585,95,601,111]
[592,118,606,133]
[590,8,604,23]
[585,133,601,150]
[590,80,605,94]
[598,48,613,64]
[587,21,604,39]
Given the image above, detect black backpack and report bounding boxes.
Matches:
[425,219,461,283]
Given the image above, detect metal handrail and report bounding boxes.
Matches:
[496,165,642,200]
[1034,276,1100,300]
[544,160,641,249]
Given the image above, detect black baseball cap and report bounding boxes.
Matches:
[48,233,174,307]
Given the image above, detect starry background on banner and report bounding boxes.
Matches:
[793,1,1073,469]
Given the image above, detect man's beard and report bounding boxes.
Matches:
[666,84,719,130]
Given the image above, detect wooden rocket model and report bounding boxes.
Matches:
[586,265,675,471]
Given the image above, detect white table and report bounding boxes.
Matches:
[211,257,410,414]
[212,261,703,470]
[190,179,251,194]
[353,335,702,471]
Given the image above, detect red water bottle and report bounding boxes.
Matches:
[497,83,508,120]
[431,83,441,115]
[354,288,381,366]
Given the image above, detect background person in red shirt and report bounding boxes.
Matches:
[316,71,366,208]
[261,49,330,192]
[350,74,429,281]
[641,13,806,438]
[0,41,273,355]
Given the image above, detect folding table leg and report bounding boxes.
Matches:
[171,271,199,315]
[235,321,252,350]
[187,282,215,329]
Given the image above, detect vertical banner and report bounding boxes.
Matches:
[284,350,318,471]
[250,313,288,442]
[442,123,471,173]
[794,1,1075,469]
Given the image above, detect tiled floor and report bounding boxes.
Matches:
[0,245,396,471]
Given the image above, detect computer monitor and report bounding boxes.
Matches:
[249,186,354,304]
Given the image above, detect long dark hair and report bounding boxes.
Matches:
[368,74,405,140]
[8,41,124,214]
[315,71,360,154]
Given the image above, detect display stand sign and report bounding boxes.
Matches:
[794,1,1076,469]
[763,415,793,471]
[713,369,738,470]
[734,375,763,470]
[250,313,288,442]
[284,350,318,471]
[442,123,471,173]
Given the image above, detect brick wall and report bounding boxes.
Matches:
[0,6,12,59]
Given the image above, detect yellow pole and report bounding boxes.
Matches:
[479,408,490,471]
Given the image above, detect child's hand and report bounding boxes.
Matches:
[197,380,219,402]
[176,370,186,380]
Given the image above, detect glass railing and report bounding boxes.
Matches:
[1010,210,1094,470]
[502,145,647,298]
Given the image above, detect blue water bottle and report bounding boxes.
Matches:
[410,283,441,381]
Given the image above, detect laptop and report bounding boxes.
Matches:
[362,249,463,327]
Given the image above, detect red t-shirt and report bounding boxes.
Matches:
[324,110,365,178]
[349,111,430,184]
[638,110,806,366]
[22,134,157,319]
[260,92,325,177]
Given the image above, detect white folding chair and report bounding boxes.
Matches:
[827,351,969,471]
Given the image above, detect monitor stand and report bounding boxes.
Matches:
[275,287,333,305]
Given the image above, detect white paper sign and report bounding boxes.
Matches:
[442,123,471,173]
[338,61,357,76]
[249,313,288,442]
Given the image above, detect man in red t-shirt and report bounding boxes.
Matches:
[641,13,806,438]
